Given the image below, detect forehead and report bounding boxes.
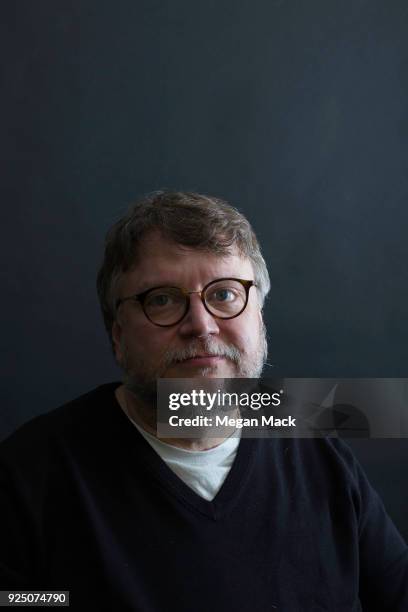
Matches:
[120,231,254,292]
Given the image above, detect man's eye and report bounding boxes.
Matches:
[148,294,173,307]
[213,289,236,302]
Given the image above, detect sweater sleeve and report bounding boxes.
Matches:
[335,442,408,611]
[0,461,37,588]
[0,426,47,591]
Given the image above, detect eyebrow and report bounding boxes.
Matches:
[132,276,243,293]
[134,280,181,292]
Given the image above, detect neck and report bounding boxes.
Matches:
[115,384,232,451]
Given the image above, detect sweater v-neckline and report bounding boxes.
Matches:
[107,382,258,520]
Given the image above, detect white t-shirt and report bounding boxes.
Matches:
[124,413,241,501]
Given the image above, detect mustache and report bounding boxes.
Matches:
[162,338,242,368]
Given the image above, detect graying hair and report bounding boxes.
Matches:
[96,191,270,348]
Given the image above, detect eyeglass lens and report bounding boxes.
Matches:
[143,279,248,325]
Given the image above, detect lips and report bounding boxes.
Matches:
[179,355,223,366]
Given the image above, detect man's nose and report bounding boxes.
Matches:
[177,293,220,338]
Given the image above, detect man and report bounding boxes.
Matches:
[1,191,407,610]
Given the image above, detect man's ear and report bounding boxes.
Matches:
[112,320,124,365]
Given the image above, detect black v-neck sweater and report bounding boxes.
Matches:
[1,383,407,611]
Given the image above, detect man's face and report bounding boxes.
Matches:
[112,231,268,400]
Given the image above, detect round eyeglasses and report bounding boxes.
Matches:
[116,278,256,327]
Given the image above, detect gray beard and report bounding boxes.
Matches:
[121,322,268,408]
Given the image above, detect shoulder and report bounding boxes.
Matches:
[0,382,121,471]
[260,436,361,471]
[258,437,369,501]
[288,437,361,473]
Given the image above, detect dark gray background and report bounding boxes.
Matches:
[2,1,407,538]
